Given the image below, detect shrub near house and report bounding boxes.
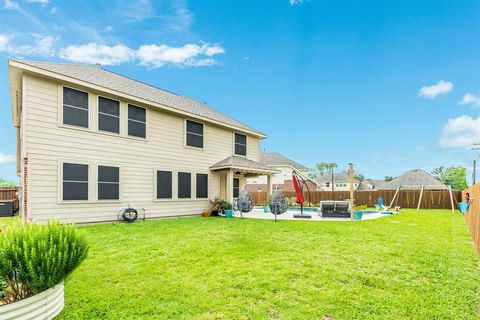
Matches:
[0,221,88,304]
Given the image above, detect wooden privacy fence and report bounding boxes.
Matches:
[463,184,480,255]
[0,186,19,213]
[252,190,462,209]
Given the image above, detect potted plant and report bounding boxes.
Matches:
[353,204,367,220]
[0,221,88,319]
[262,201,270,213]
[210,198,223,216]
[223,202,234,218]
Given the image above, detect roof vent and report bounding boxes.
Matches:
[95,63,101,69]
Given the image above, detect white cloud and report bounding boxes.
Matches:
[0,34,55,57]
[0,34,8,51]
[105,25,113,32]
[59,43,134,65]
[121,0,153,21]
[26,0,48,4]
[0,154,15,164]
[439,115,480,148]
[48,6,58,14]
[459,93,480,107]
[419,80,453,98]
[58,42,225,68]
[3,0,19,9]
[289,0,303,5]
[137,43,224,68]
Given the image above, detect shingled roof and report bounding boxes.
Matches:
[210,156,279,174]
[378,169,448,190]
[260,152,309,170]
[11,60,264,136]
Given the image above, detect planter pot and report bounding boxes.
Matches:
[353,211,363,221]
[0,282,64,320]
[202,211,212,217]
[225,209,234,218]
[263,205,270,213]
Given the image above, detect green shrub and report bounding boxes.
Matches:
[0,221,88,302]
[222,202,233,210]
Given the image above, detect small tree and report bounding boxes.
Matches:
[354,173,365,182]
[384,176,395,182]
[0,177,15,187]
[431,166,467,190]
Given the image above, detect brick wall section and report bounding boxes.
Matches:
[23,158,28,221]
[246,179,317,192]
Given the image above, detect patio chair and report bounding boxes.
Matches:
[334,201,350,218]
[319,201,335,218]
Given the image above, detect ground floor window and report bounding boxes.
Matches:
[178,172,191,199]
[98,166,119,200]
[63,163,88,201]
[157,170,172,199]
[196,174,208,198]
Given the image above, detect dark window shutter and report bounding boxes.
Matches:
[157,171,172,199]
[178,172,191,198]
[196,174,208,198]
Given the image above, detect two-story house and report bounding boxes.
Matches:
[246,152,318,192]
[315,173,359,191]
[8,60,277,223]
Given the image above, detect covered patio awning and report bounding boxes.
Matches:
[210,155,279,176]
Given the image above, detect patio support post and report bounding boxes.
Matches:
[226,169,234,203]
[348,163,354,221]
[267,174,273,198]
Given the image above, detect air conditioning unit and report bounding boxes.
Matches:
[0,200,15,217]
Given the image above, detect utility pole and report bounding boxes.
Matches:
[331,167,334,192]
[474,159,477,185]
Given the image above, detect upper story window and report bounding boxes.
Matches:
[128,104,146,138]
[98,165,119,200]
[98,97,120,134]
[62,163,88,201]
[186,120,203,148]
[234,133,247,156]
[63,87,88,128]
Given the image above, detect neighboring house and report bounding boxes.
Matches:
[377,169,448,190]
[246,152,318,192]
[8,60,278,223]
[357,179,385,190]
[315,173,359,191]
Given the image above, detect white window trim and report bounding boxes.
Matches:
[233,132,247,157]
[97,95,121,135]
[127,104,148,140]
[153,169,209,202]
[195,172,209,199]
[58,85,90,130]
[184,119,205,150]
[58,160,92,204]
[96,164,123,202]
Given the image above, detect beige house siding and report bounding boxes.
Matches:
[23,74,260,223]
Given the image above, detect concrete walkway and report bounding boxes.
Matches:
[233,208,390,221]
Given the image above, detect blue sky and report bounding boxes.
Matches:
[1,0,480,182]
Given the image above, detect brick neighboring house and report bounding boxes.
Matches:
[246,152,318,192]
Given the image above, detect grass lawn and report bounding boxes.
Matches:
[56,209,479,319]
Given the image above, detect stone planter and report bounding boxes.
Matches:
[0,282,64,320]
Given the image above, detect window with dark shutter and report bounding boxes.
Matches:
[98,97,120,134]
[157,171,172,199]
[178,172,191,198]
[63,87,89,128]
[196,173,208,198]
[234,133,247,156]
[63,163,88,200]
[186,120,203,148]
[98,166,119,200]
[128,104,146,138]
[233,178,240,198]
